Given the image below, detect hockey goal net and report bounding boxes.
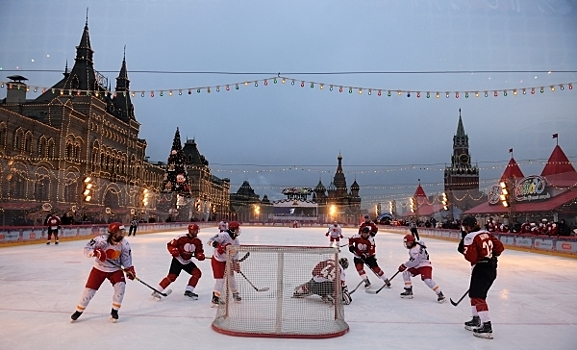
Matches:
[211,245,349,338]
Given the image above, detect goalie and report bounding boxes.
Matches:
[292,257,352,305]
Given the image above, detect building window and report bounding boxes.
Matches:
[35,177,49,201]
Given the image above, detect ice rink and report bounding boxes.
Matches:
[1,226,576,350]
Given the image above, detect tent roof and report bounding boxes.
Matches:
[541,145,575,176]
[500,158,524,182]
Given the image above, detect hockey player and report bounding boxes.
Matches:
[458,216,505,339]
[409,220,420,240]
[207,221,242,307]
[45,213,61,245]
[398,234,445,303]
[71,222,136,322]
[326,221,344,247]
[359,214,378,236]
[218,220,228,232]
[151,223,205,301]
[293,257,351,305]
[348,226,391,289]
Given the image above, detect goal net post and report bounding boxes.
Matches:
[211,245,349,338]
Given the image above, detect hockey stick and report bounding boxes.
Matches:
[206,251,250,261]
[106,259,171,297]
[450,289,469,307]
[365,270,401,294]
[237,270,270,292]
[348,280,365,295]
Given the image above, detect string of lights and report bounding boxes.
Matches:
[3,154,575,176]
[1,75,574,100]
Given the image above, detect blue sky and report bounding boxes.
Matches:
[1,0,576,208]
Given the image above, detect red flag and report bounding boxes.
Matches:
[509,148,513,153]
[552,133,558,139]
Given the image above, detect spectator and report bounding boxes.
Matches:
[557,219,571,236]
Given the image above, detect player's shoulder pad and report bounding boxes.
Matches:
[463,230,485,245]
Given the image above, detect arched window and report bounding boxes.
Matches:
[47,140,55,159]
[38,137,46,157]
[66,143,73,160]
[75,143,81,162]
[14,130,22,150]
[35,177,50,201]
[24,133,33,153]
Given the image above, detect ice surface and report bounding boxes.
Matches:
[1,226,576,350]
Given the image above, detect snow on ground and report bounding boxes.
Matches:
[1,226,576,350]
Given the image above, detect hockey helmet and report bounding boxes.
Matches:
[461,216,478,228]
[361,226,371,234]
[108,222,125,235]
[338,257,349,270]
[364,214,370,220]
[228,221,241,237]
[403,234,417,249]
[108,222,126,243]
[188,223,199,235]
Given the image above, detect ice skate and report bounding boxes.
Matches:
[400,287,413,299]
[321,295,335,304]
[184,290,199,300]
[46,242,50,245]
[464,316,481,331]
[232,292,242,302]
[437,291,446,303]
[70,311,82,322]
[364,278,371,288]
[211,292,224,308]
[110,309,119,323]
[473,321,493,339]
[55,241,59,245]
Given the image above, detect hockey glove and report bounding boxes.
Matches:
[125,266,136,280]
[169,247,180,258]
[93,248,107,262]
[325,232,329,237]
[398,264,407,272]
[348,245,356,254]
[211,241,219,248]
[217,243,231,255]
[370,231,377,237]
[196,252,206,261]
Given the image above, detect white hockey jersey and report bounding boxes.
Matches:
[327,224,343,239]
[84,235,133,273]
[208,231,240,262]
[403,243,432,269]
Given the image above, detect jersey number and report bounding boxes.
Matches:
[483,240,494,258]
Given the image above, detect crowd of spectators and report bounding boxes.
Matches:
[384,217,575,237]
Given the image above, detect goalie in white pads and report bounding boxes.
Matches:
[151,223,206,301]
[207,221,242,307]
[397,234,445,303]
[70,222,136,322]
[293,257,352,305]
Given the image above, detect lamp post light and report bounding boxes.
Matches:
[254,204,260,222]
